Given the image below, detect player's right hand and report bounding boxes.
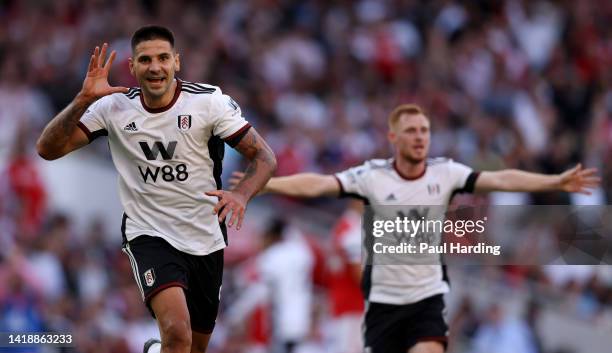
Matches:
[79,43,128,102]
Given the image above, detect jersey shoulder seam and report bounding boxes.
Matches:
[123,87,141,99]
[181,81,217,95]
[426,157,452,166]
[366,158,392,170]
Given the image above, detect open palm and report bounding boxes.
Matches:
[81,43,128,100]
[559,164,601,194]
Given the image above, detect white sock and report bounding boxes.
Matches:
[147,342,161,353]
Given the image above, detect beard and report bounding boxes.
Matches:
[142,82,169,97]
[139,75,173,97]
[399,150,426,164]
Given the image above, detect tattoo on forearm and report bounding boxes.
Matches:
[234,129,277,198]
[39,100,90,152]
[236,130,276,168]
[244,159,259,180]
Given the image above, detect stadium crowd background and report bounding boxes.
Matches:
[1,0,612,352]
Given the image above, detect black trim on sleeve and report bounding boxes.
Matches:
[449,171,481,204]
[91,129,109,141]
[342,192,369,203]
[452,171,481,194]
[462,171,481,193]
[77,121,91,140]
[333,175,345,197]
[224,123,252,147]
[77,121,108,143]
[334,175,369,203]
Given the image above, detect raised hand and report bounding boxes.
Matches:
[559,164,601,194]
[79,43,128,102]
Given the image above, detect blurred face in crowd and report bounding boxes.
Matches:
[129,39,180,101]
[388,113,431,164]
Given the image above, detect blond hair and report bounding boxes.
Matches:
[388,104,428,130]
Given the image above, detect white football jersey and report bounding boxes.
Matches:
[78,79,250,255]
[335,158,479,305]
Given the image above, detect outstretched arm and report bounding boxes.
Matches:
[230,172,341,198]
[206,128,277,229]
[474,164,600,194]
[36,43,128,160]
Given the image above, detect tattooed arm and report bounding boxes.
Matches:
[230,128,277,199]
[36,97,92,160]
[205,128,277,229]
[36,43,127,160]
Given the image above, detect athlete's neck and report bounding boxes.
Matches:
[142,79,178,109]
[394,155,426,180]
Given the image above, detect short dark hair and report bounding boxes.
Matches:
[131,25,175,51]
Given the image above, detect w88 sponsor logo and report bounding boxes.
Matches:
[139,164,188,183]
[137,140,189,183]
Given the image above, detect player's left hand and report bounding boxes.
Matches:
[205,190,248,230]
[559,164,601,194]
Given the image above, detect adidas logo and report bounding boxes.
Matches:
[123,122,138,131]
[385,193,397,201]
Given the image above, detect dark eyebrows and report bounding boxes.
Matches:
[135,52,173,61]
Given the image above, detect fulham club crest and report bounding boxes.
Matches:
[144,268,156,287]
[178,115,192,131]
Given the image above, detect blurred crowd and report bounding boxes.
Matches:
[1,0,612,352]
[2,0,612,196]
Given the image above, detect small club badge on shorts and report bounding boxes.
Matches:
[144,268,156,287]
[178,115,192,131]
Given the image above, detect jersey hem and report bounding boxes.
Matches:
[126,232,227,256]
[368,287,448,305]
